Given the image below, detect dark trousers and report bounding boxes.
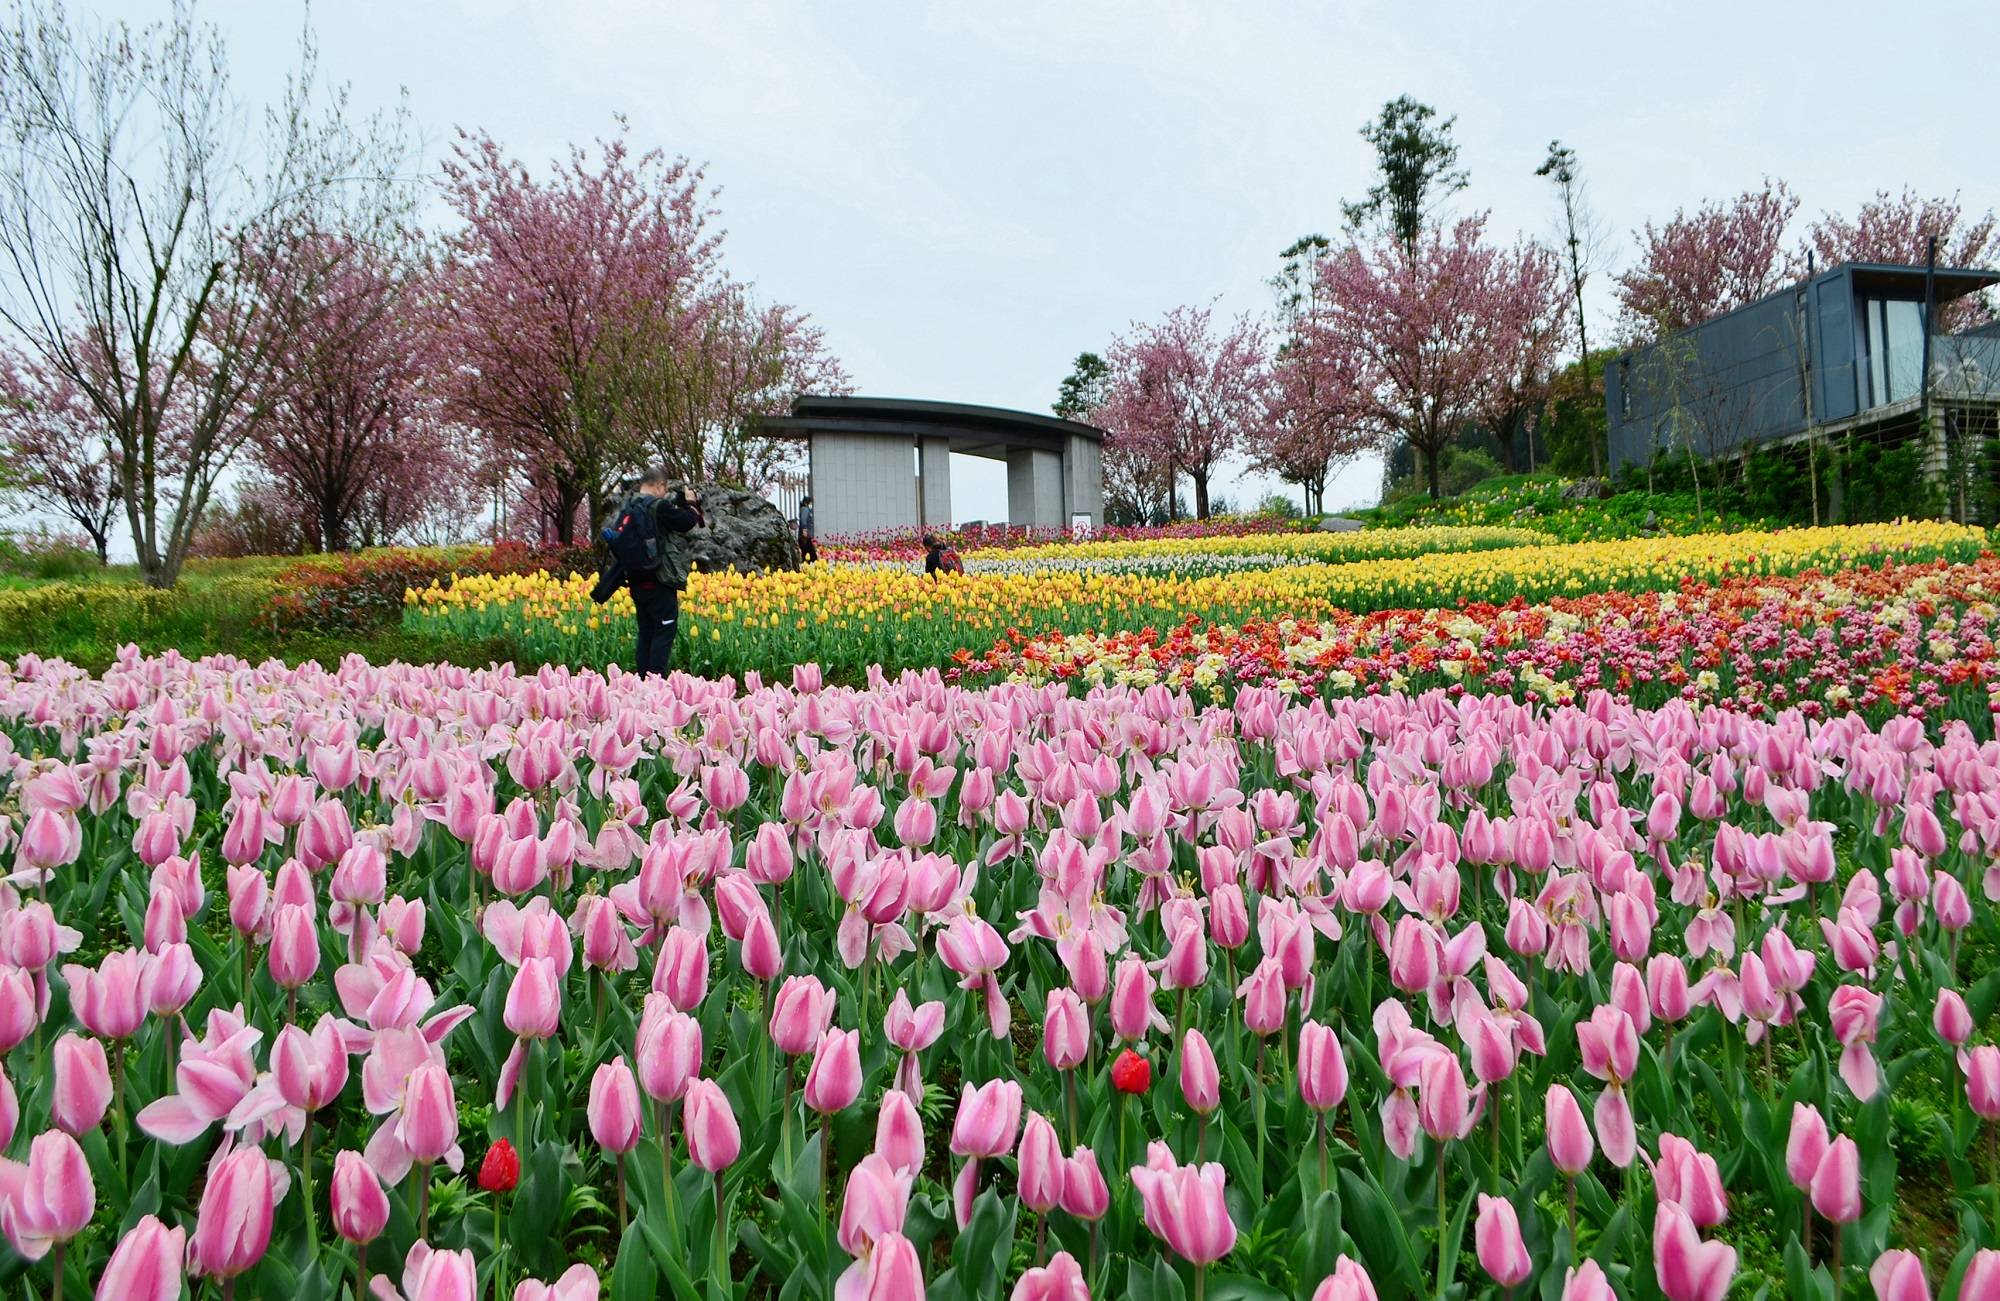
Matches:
[632,583,679,676]
[799,532,818,563]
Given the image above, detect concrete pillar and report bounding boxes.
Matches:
[1063,435,1102,530]
[1007,447,1064,528]
[809,431,918,536]
[919,438,952,528]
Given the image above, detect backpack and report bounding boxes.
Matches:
[603,495,662,576]
[939,547,964,575]
[657,527,693,591]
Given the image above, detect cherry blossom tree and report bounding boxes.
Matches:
[1481,241,1571,473]
[631,283,852,491]
[1613,180,1801,341]
[1098,305,1270,519]
[1805,189,1997,328]
[1307,216,1548,499]
[0,351,121,561]
[1255,333,1371,515]
[435,126,722,542]
[248,231,455,551]
[0,3,414,585]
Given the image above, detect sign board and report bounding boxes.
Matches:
[1070,513,1093,539]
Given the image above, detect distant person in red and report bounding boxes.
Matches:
[922,533,963,579]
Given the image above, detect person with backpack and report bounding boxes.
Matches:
[921,533,963,579]
[596,466,703,675]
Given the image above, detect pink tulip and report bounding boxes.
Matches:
[1237,955,1287,1038]
[505,956,564,1040]
[1968,1045,2000,1121]
[1935,988,1974,1047]
[376,1241,477,1301]
[1180,1029,1220,1115]
[1465,1007,1519,1085]
[843,1231,925,1300]
[738,908,784,982]
[273,1015,351,1113]
[1012,1250,1090,1301]
[330,1149,390,1244]
[1652,1133,1727,1227]
[1560,1260,1616,1301]
[804,1028,863,1114]
[267,903,320,990]
[93,1213,185,1301]
[1111,955,1164,1042]
[0,1065,15,1151]
[839,1153,913,1269]
[63,949,152,1039]
[1787,1103,1832,1191]
[1061,1146,1110,1221]
[769,975,835,1055]
[1870,1248,1931,1301]
[227,864,269,939]
[1961,1250,2000,1301]
[951,1078,1024,1158]
[1809,1134,1861,1224]
[51,1031,111,1134]
[684,1077,741,1172]
[513,1263,601,1301]
[875,1087,925,1174]
[1417,1053,1478,1143]
[0,1129,94,1259]
[1652,1201,1736,1301]
[652,926,710,1012]
[1298,1020,1349,1112]
[1647,954,1693,1023]
[1474,1193,1532,1287]
[400,1062,460,1167]
[1546,1084,1595,1176]
[1129,1144,1237,1265]
[147,942,200,1016]
[0,965,38,1052]
[588,1057,643,1155]
[187,1145,287,1280]
[636,1001,703,1105]
[1043,987,1089,1072]
[1829,985,1884,1101]
[1017,1111,1065,1214]
[1311,1257,1380,1301]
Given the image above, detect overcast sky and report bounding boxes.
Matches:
[70,0,2000,523]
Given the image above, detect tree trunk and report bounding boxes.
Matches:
[1192,470,1211,520]
[1424,445,1443,500]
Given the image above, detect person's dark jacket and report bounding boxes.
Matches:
[923,543,943,577]
[588,492,703,602]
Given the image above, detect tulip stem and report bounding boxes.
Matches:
[1488,1099,1501,1193]
[1253,1039,1268,1197]
[1034,1210,1046,1265]
[357,1242,367,1301]
[50,1238,63,1301]
[1194,1262,1206,1301]
[1565,1177,1577,1244]
[493,1189,504,1298]
[714,1170,730,1288]
[1437,1143,1448,1296]
[1316,1113,1328,1189]
[301,1112,318,1259]
[1989,1123,1998,1233]
[1065,1070,1078,1149]
[616,1153,627,1235]
[1831,1227,1843,1298]
[419,1164,432,1239]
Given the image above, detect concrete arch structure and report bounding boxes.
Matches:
[761,396,1104,537]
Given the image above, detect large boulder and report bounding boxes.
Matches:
[669,483,801,575]
[1316,516,1366,532]
[1560,477,1614,502]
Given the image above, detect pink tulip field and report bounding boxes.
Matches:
[4,645,2000,1301]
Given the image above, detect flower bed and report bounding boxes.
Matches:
[0,653,1997,1296]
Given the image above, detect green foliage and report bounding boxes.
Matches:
[1383,446,1503,505]
[1052,352,1110,422]
[1341,94,1468,251]
[1252,492,1302,520]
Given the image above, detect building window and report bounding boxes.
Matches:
[1862,297,1925,407]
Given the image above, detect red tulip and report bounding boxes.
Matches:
[479,1138,521,1193]
[1110,1049,1151,1095]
